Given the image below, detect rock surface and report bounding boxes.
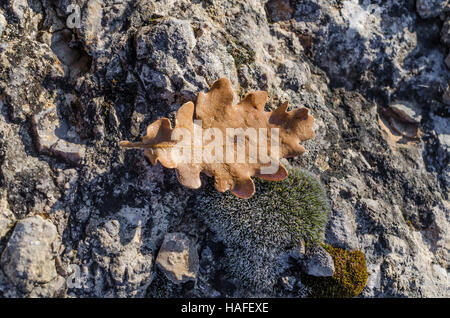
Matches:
[303,246,335,277]
[156,232,199,284]
[0,11,6,36]
[416,0,448,19]
[0,0,448,298]
[0,199,14,239]
[32,107,86,164]
[0,216,64,297]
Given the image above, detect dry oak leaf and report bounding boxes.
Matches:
[120,78,314,198]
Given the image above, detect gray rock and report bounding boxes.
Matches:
[389,101,423,123]
[156,232,199,284]
[416,0,448,19]
[136,18,196,66]
[0,199,15,238]
[135,17,209,105]
[432,114,450,151]
[73,204,166,297]
[296,280,311,298]
[303,245,335,277]
[32,107,86,164]
[0,37,63,123]
[0,216,63,296]
[109,245,154,298]
[0,11,6,36]
[50,29,92,78]
[9,0,28,24]
[442,19,450,46]
[443,86,450,105]
[0,0,448,298]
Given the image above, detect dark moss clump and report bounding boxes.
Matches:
[303,244,369,298]
[197,168,329,292]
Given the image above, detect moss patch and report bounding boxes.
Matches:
[197,168,329,292]
[303,244,369,298]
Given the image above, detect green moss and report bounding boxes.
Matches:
[303,244,369,298]
[197,167,329,292]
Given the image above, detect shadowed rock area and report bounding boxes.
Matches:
[0,0,448,297]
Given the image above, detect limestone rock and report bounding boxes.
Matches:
[9,0,28,24]
[303,245,335,277]
[416,0,448,18]
[432,114,450,151]
[0,216,63,296]
[0,0,448,298]
[156,232,199,284]
[0,38,63,123]
[443,86,450,105]
[109,245,154,298]
[32,107,86,164]
[0,199,15,238]
[389,101,423,124]
[0,11,6,36]
[73,205,161,297]
[442,19,450,46]
[0,99,61,217]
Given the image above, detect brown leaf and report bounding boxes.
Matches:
[120,78,314,198]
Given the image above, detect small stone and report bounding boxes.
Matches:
[442,19,450,46]
[156,232,199,284]
[389,101,422,124]
[0,200,15,238]
[431,114,450,151]
[51,30,81,66]
[0,216,61,295]
[32,107,85,164]
[443,86,450,105]
[303,245,335,277]
[416,0,448,19]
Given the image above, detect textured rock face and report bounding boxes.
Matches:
[0,216,64,297]
[0,11,6,36]
[0,0,448,298]
[156,232,199,284]
[416,0,448,18]
[303,246,335,277]
[32,107,86,164]
[0,198,15,239]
